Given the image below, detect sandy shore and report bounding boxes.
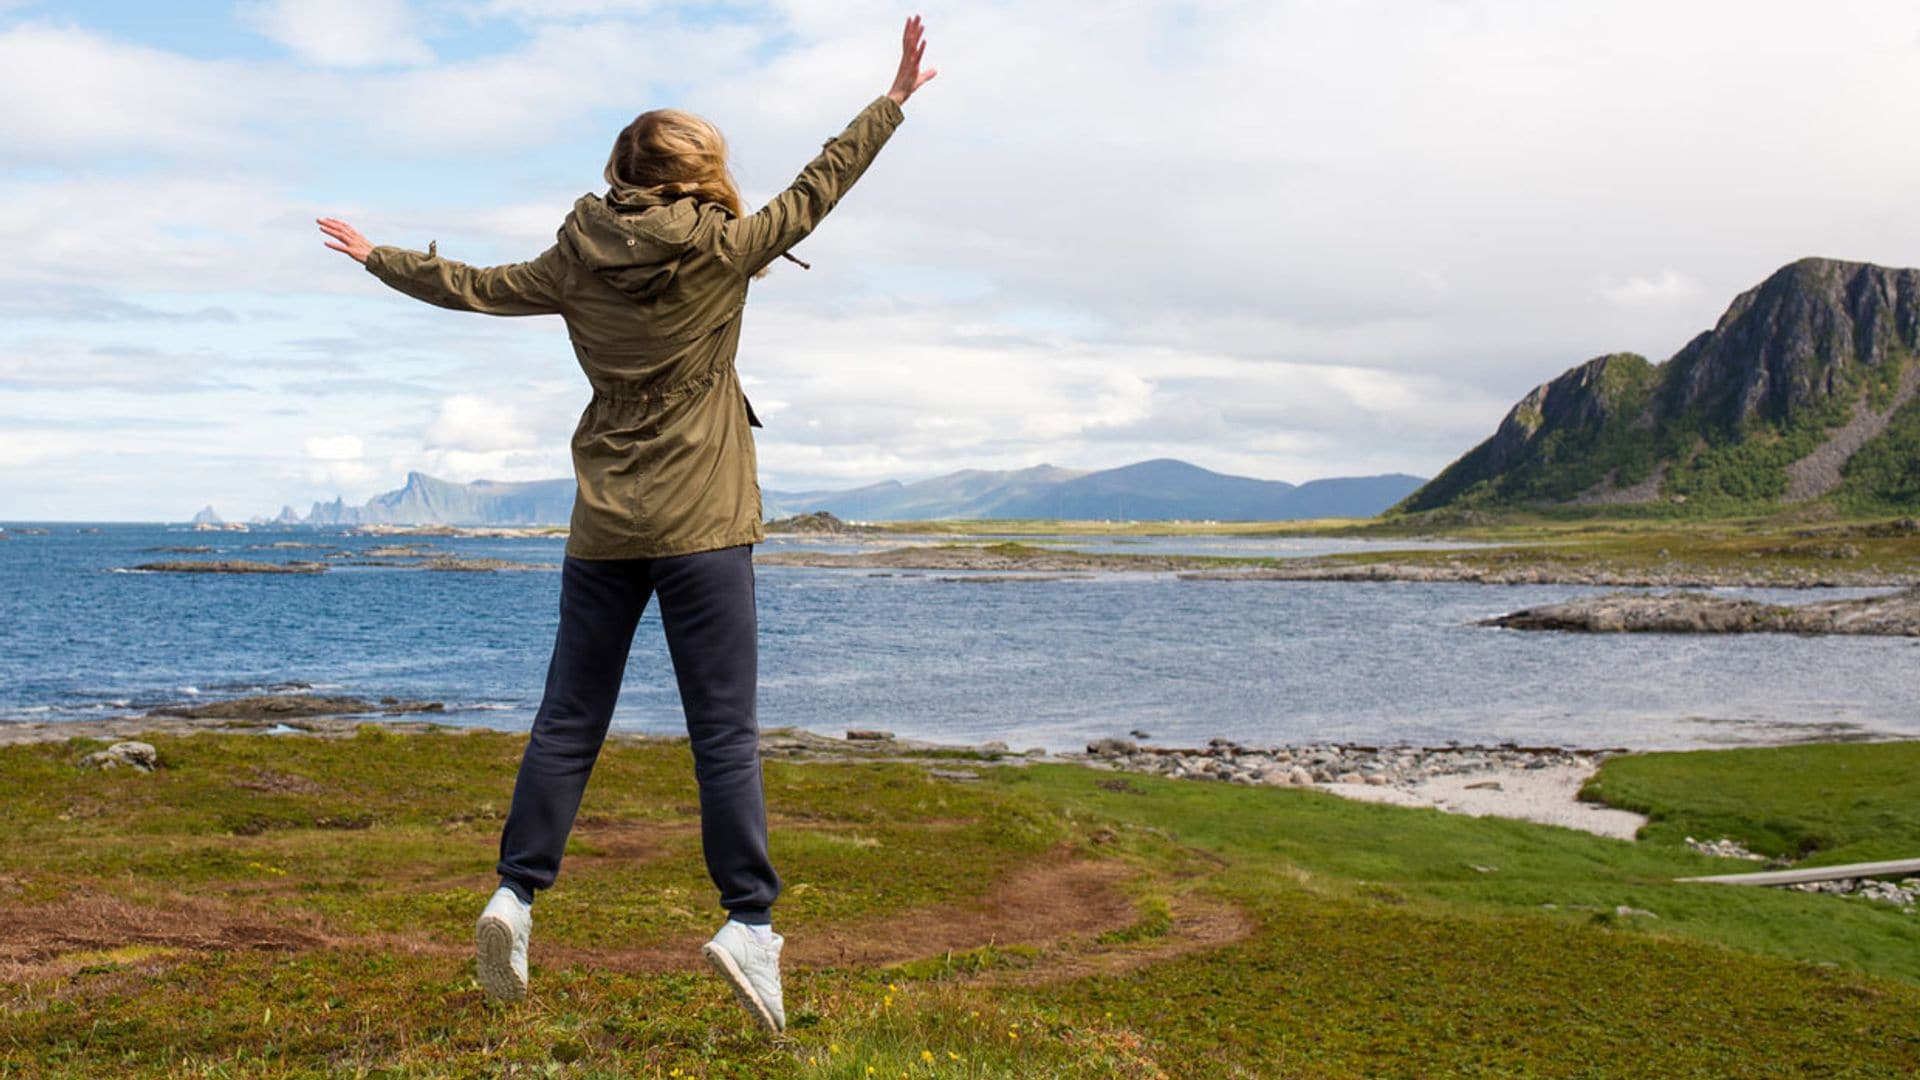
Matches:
[1316,760,1648,840]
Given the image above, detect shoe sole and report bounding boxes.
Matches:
[475,915,526,1002]
[701,942,780,1033]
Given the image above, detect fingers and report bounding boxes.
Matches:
[317,217,371,261]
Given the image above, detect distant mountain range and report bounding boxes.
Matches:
[1400,257,1920,514]
[763,460,1425,521]
[218,460,1426,526]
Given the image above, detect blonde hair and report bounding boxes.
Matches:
[604,108,744,216]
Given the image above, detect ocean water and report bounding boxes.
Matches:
[2,522,1915,752]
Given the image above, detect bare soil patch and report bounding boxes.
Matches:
[0,890,327,983]
[978,889,1255,986]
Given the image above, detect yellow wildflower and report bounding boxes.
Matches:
[920,1050,935,1063]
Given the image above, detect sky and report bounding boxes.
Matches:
[9,1,1920,520]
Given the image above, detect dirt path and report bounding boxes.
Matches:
[0,854,1248,987]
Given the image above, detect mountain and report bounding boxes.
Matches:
[265,472,577,527]
[189,505,222,525]
[263,461,1424,527]
[765,459,1425,521]
[763,465,1090,520]
[1399,258,1920,514]
[360,472,575,524]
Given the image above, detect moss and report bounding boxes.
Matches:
[5,735,1920,1075]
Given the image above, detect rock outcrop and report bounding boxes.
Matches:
[79,740,159,772]
[1482,588,1920,635]
[1400,258,1920,513]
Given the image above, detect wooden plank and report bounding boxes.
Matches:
[1677,857,1920,887]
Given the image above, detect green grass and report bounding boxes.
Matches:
[1582,742,1920,865]
[3,731,1919,1076]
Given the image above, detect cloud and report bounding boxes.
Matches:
[413,446,572,484]
[21,1,1920,516]
[423,394,535,452]
[0,23,249,161]
[302,434,365,460]
[476,0,664,19]
[0,430,65,467]
[0,340,233,393]
[0,174,316,294]
[1600,269,1703,309]
[237,0,430,68]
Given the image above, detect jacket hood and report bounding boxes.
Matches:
[559,190,714,301]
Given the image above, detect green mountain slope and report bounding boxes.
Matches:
[1400,257,1920,514]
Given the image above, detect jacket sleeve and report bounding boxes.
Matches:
[363,243,565,316]
[725,96,906,277]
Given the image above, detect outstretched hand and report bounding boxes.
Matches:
[316,217,373,263]
[886,15,937,105]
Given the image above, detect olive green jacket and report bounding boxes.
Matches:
[364,95,906,558]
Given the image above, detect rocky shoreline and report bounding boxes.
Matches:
[123,555,550,574]
[0,692,1652,838]
[1074,735,1612,786]
[754,544,1919,588]
[1483,588,1920,635]
[1177,561,1917,588]
[754,545,1235,574]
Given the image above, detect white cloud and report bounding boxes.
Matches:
[0,430,64,467]
[20,1,1920,515]
[1600,270,1703,309]
[303,434,365,460]
[0,23,248,160]
[423,394,535,452]
[238,0,431,68]
[414,447,570,484]
[477,0,663,19]
[360,20,765,149]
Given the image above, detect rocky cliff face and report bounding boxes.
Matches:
[1663,258,1920,430]
[1401,258,1920,513]
[358,472,575,525]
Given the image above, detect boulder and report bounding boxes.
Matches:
[81,741,158,772]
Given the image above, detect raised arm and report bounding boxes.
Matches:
[724,15,938,277]
[317,217,564,316]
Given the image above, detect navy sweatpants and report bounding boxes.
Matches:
[495,545,780,924]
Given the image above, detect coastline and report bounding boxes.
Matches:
[754,542,1920,588]
[6,702,1666,839]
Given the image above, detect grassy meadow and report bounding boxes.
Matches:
[2,729,1917,1077]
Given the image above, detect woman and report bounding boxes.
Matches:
[317,16,936,1034]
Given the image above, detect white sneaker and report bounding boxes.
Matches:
[701,920,785,1032]
[475,886,531,1001]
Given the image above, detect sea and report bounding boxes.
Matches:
[2,522,1916,753]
